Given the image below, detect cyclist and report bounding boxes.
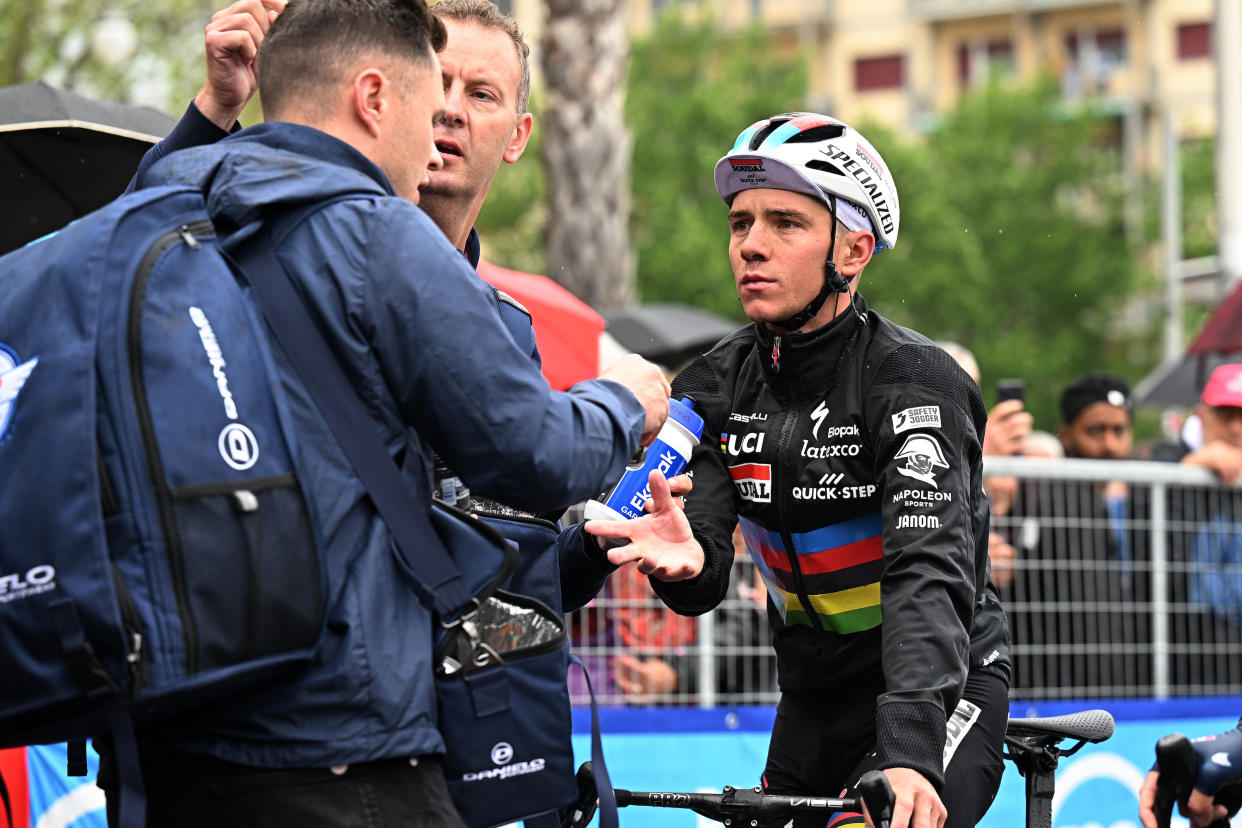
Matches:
[588,113,1012,828]
[1139,719,1242,828]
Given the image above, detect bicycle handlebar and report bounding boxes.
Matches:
[1152,733,1242,828]
[564,764,895,828]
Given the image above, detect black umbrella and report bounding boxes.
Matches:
[1135,350,1242,407]
[0,80,176,254]
[1135,280,1242,407]
[602,303,741,369]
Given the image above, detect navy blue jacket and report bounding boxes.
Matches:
[135,120,643,766]
[135,103,620,613]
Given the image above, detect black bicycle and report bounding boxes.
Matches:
[1150,731,1242,828]
[563,709,1115,828]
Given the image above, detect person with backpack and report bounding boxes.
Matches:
[86,0,677,824]
[132,0,693,612]
[586,113,1012,828]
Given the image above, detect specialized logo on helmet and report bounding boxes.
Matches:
[894,434,949,487]
[189,307,260,471]
[824,146,896,238]
[461,741,547,783]
[0,344,38,443]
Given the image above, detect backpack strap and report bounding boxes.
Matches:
[226,208,478,620]
[569,655,619,828]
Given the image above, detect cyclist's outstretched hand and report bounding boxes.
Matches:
[877,768,946,828]
[585,471,704,581]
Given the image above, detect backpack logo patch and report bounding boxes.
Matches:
[189,307,261,471]
[0,565,57,603]
[219,423,260,471]
[0,344,38,442]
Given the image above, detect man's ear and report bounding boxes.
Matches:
[352,67,388,138]
[503,112,534,164]
[838,230,876,277]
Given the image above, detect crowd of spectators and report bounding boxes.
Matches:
[568,353,1242,705]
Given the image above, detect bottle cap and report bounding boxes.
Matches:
[668,396,705,440]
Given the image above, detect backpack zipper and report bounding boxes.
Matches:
[127,220,214,674]
[110,563,148,692]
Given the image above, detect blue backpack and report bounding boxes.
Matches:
[0,186,326,750]
[0,184,603,828]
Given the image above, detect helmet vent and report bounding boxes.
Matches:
[749,120,786,150]
[785,124,845,143]
[806,160,846,177]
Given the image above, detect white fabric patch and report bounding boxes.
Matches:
[943,697,982,771]
[892,405,941,435]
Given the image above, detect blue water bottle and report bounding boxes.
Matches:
[583,396,705,523]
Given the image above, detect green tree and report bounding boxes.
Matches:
[480,9,805,304]
[862,78,1154,430]
[625,12,805,320]
[1,0,211,109]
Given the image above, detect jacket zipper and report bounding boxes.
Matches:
[127,220,214,674]
[774,404,823,632]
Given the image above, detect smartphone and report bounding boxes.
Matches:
[996,378,1025,405]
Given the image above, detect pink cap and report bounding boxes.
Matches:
[1201,363,1242,407]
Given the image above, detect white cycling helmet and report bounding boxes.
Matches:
[714,112,900,250]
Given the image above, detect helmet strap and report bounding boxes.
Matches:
[772,195,850,332]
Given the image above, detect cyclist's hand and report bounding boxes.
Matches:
[665,473,692,508]
[585,471,704,581]
[1138,770,1225,828]
[876,768,945,828]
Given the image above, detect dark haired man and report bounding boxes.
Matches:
[105,0,675,824]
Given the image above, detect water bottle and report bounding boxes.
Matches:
[584,396,705,524]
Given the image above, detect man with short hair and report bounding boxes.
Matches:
[1058,371,1134,461]
[108,0,675,824]
[135,0,675,611]
[587,113,1012,828]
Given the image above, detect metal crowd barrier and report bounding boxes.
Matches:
[566,457,1242,707]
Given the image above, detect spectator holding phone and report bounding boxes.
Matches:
[937,343,1031,589]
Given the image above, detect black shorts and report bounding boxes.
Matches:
[761,670,1008,828]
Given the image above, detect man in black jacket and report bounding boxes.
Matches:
[588,113,1011,828]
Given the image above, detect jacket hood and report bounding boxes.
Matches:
[140,122,391,230]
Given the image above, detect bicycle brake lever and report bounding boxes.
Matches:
[561,762,600,828]
[857,770,894,828]
[1154,734,1198,828]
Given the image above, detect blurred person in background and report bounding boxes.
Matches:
[938,341,1031,590]
[1005,372,1140,696]
[610,528,776,702]
[1149,365,1242,680]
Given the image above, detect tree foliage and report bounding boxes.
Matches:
[0,0,211,109]
[625,11,805,320]
[861,78,1154,430]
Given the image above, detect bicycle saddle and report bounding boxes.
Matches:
[1006,709,1116,745]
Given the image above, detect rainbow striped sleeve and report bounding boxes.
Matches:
[738,513,883,635]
